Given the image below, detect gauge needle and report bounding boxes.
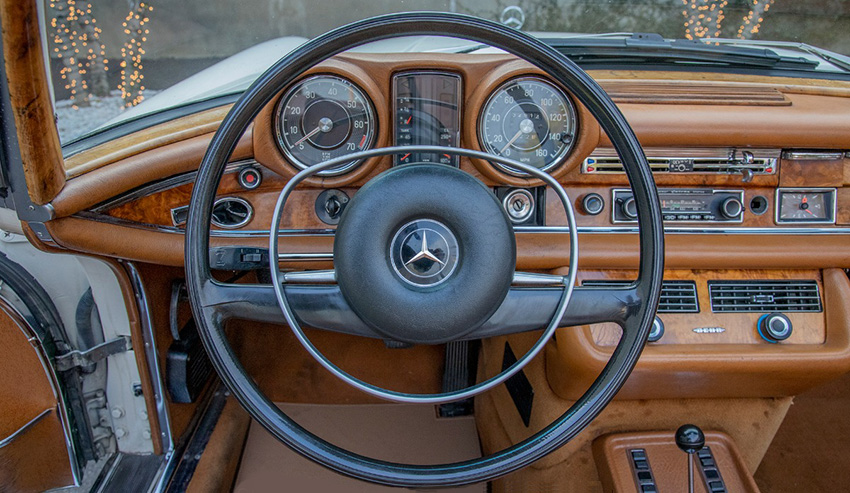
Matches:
[291,126,321,148]
[499,129,523,155]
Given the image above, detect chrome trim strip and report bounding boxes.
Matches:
[515,225,850,235]
[0,408,52,448]
[123,262,174,454]
[75,210,850,236]
[782,151,845,161]
[774,188,837,225]
[279,252,334,261]
[512,271,565,286]
[281,269,336,283]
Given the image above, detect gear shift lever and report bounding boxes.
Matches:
[675,424,705,493]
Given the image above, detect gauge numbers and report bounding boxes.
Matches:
[276,75,376,176]
[479,77,577,175]
[776,189,836,224]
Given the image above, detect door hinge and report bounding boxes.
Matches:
[54,335,132,372]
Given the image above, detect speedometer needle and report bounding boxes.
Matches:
[499,129,523,155]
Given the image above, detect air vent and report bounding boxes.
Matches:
[708,280,822,313]
[582,147,779,175]
[211,197,253,229]
[600,81,791,106]
[582,280,699,313]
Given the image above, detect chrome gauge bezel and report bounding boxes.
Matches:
[274,74,377,176]
[478,75,578,177]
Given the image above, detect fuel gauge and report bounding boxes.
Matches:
[776,189,836,224]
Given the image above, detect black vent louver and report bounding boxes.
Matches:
[581,280,699,313]
[708,280,822,313]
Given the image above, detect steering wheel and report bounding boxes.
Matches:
[186,12,663,488]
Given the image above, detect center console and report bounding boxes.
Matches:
[593,429,760,493]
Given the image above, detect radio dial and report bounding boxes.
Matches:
[621,197,638,220]
[720,197,743,219]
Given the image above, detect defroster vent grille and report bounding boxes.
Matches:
[708,280,822,313]
[582,280,699,313]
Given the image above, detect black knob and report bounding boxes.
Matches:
[581,193,604,215]
[675,424,705,455]
[720,197,743,219]
[758,313,792,342]
[621,197,638,220]
[648,316,664,343]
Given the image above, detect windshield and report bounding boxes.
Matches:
[47,0,850,144]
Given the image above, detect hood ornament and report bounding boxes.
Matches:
[500,6,525,30]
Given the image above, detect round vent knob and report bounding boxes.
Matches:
[758,313,792,343]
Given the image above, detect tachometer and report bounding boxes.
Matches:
[479,76,577,175]
[275,75,376,176]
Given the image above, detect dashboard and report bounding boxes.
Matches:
[47,52,850,399]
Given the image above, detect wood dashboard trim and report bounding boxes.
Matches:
[546,268,850,399]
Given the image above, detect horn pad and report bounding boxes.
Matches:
[333,164,516,344]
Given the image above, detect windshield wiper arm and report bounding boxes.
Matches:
[541,33,820,71]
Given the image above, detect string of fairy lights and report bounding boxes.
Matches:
[49,0,108,108]
[49,1,152,108]
[682,0,773,41]
[737,0,773,39]
[119,2,153,107]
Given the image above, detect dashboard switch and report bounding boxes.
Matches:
[238,166,262,190]
[581,193,604,215]
[757,313,793,342]
[315,189,350,225]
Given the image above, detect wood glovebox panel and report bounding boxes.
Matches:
[546,268,850,400]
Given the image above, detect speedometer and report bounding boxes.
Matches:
[479,77,577,175]
[275,75,376,176]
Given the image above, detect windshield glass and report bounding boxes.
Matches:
[47,0,850,144]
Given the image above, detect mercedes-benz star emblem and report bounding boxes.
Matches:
[390,219,459,288]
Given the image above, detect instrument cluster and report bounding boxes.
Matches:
[272,70,580,178]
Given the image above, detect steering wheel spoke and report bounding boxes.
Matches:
[201,280,382,338]
[469,284,638,339]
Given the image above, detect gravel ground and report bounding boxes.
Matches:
[55,90,158,143]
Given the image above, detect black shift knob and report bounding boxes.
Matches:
[675,424,705,454]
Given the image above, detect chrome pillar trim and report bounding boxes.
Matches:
[0,408,52,448]
[123,262,174,455]
[0,295,82,486]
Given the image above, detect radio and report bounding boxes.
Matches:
[612,188,744,223]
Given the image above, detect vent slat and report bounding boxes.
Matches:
[708,280,822,313]
[582,280,699,313]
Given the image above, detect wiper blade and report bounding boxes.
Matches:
[542,33,820,71]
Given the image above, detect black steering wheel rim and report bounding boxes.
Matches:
[186,12,664,487]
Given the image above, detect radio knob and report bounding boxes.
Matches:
[720,197,743,219]
[758,313,792,342]
[621,197,638,220]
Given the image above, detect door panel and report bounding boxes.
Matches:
[0,298,74,491]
